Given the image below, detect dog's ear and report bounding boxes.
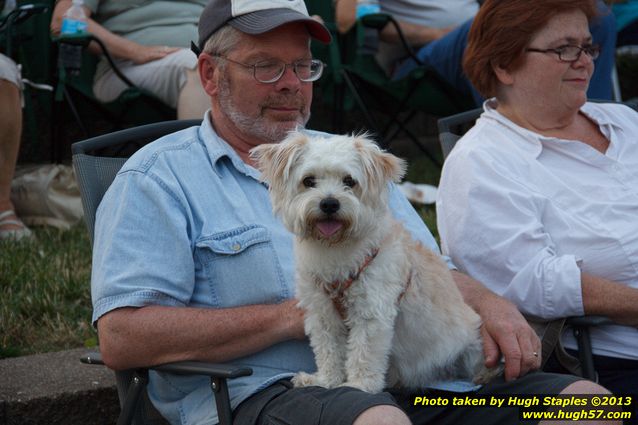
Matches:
[249,131,309,186]
[354,135,406,186]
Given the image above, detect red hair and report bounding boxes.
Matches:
[463,0,598,98]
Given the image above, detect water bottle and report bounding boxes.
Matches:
[355,0,380,19]
[60,0,88,35]
[59,0,88,76]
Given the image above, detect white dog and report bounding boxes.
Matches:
[251,131,500,393]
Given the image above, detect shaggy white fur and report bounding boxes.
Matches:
[251,132,501,393]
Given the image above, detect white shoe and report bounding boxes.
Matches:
[0,210,34,241]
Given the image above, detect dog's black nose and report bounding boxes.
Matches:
[320,197,340,215]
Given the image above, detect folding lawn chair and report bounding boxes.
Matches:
[436,106,617,382]
[336,13,475,165]
[72,120,253,425]
[53,32,175,161]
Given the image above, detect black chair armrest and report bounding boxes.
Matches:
[81,351,252,425]
[81,351,252,379]
[566,315,613,327]
[53,33,136,88]
[1,3,49,56]
[359,13,421,65]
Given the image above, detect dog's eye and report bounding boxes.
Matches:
[343,175,357,188]
[303,176,316,188]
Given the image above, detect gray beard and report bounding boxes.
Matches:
[218,74,310,144]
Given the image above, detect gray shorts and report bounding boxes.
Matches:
[92,48,197,108]
[233,372,581,425]
[0,53,22,90]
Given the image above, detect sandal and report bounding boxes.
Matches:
[0,210,34,241]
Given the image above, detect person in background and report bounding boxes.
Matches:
[90,1,616,424]
[335,0,617,104]
[437,0,638,405]
[612,0,638,46]
[0,53,32,241]
[50,0,210,119]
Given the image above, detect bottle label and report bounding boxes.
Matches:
[356,3,381,19]
[61,19,87,34]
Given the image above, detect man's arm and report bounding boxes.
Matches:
[97,299,306,370]
[451,270,541,382]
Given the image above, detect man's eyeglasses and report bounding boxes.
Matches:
[525,44,601,62]
[213,55,325,83]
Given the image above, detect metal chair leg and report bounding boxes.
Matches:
[117,370,148,425]
[211,377,232,425]
[572,326,597,382]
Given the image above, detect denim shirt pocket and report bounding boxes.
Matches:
[194,225,291,308]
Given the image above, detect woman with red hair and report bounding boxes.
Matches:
[438,0,638,402]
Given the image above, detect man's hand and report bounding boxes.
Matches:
[450,270,541,381]
[478,295,542,381]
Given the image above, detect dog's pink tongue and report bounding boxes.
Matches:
[316,220,343,237]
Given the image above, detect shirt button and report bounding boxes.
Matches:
[232,243,241,251]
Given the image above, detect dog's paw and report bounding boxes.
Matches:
[292,372,345,388]
[338,380,384,394]
[291,372,319,387]
[292,372,336,388]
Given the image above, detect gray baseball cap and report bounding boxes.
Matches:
[192,0,332,56]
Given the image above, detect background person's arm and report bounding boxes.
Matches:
[51,0,179,64]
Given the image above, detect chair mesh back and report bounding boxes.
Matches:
[72,153,128,243]
[437,107,483,160]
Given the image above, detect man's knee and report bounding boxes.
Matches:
[554,380,621,425]
[353,404,411,425]
[559,379,611,395]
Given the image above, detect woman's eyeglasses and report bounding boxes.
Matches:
[525,44,600,62]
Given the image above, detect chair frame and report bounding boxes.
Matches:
[72,120,254,425]
[54,32,175,161]
[337,13,474,165]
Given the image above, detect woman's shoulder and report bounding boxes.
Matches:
[449,113,534,165]
[582,101,638,128]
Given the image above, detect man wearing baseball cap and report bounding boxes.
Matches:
[90,1,609,424]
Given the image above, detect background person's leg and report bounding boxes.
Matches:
[394,19,477,103]
[176,68,210,119]
[0,78,31,239]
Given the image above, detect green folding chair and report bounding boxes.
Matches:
[336,13,475,165]
[52,32,176,162]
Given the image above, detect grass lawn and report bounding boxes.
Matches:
[0,224,96,358]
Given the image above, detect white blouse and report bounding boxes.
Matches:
[437,99,638,360]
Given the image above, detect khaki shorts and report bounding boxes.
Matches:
[0,53,22,90]
[92,48,197,108]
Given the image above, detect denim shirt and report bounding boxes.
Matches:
[91,113,455,425]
